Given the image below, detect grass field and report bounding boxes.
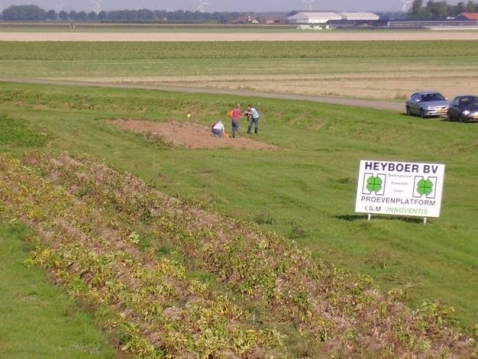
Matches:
[1,39,478,100]
[0,222,116,358]
[1,34,478,357]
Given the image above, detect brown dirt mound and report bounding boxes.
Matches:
[106,119,277,150]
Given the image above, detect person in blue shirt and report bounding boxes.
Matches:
[245,105,260,134]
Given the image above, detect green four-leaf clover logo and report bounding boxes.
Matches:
[417,179,433,196]
[366,176,382,193]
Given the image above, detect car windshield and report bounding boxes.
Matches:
[460,96,478,105]
[421,93,446,102]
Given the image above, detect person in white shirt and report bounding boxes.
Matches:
[245,105,260,134]
[211,120,225,137]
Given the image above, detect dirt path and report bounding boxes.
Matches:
[2,31,478,42]
[0,77,404,112]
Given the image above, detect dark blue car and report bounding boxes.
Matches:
[447,95,478,123]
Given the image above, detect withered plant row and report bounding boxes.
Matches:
[1,152,476,358]
[0,154,284,358]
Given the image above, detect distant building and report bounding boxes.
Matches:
[234,12,289,24]
[388,15,478,29]
[328,12,381,28]
[287,11,379,25]
[339,12,380,21]
[257,12,289,24]
[287,12,342,24]
[453,12,478,21]
[234,14,254,23]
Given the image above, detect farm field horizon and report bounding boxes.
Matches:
[1,30,478,358]
[2,29,478,101]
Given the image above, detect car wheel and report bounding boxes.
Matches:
[420,109,426,119]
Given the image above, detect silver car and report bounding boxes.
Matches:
[405,91,449,118]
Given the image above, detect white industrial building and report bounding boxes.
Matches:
[339,12,379,21]
[288,12,342,24]
[288,11,379,24]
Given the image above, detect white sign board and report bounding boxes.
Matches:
[355,160,445,218]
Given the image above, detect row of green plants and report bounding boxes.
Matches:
[1,150,475,358]
[0,40,477,61]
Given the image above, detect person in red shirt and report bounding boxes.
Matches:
[228,104,242,138]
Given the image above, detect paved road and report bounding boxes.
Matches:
[0,77,405,113]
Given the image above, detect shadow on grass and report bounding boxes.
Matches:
[334,214,425,224]
[399,113,447,120]
[438,118,478,124]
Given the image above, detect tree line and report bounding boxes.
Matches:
[1,1,478,23]
[407,0,478,20]
[0,5,240,23]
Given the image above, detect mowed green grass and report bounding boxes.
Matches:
[0,40,477,91]
[0,223,116,358]
[1,38,478,355]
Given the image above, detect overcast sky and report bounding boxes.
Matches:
[0,0,465,13]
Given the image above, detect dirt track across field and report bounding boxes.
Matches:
[1,30,478,42]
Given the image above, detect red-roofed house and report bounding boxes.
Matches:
[453,12,478,21]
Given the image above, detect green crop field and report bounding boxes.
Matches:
[2,39,478,101]
[1,36,478,358]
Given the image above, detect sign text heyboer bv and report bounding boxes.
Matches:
[355,160,445,218]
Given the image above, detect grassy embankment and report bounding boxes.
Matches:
[0,117,116,358]
[1,39,478,357]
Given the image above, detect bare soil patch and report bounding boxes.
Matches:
[2,31,478,42]
[106,119,277,150]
